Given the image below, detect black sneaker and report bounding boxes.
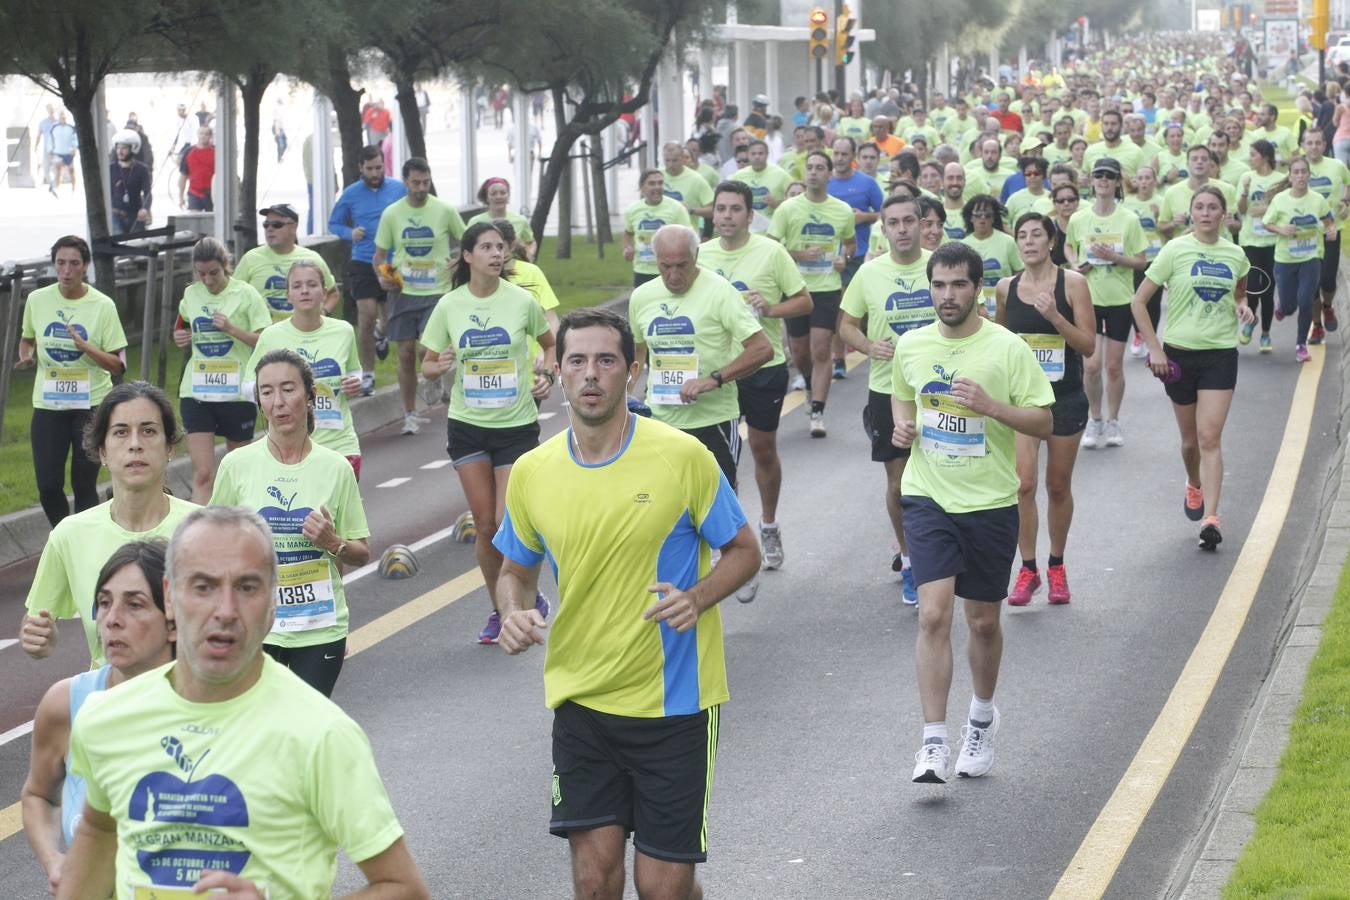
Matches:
[1198,516,1222,551]
[374,325,390,360]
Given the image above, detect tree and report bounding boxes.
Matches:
[866,0,1013,94]
[0,1,200,292]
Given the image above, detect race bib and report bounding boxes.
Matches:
[636,238,656,264]
[42,366,90,409]
[133,885,260,898]
[463,358,519,408]
[1146,238,1162,260]
[750,211,771,234]
[272,557,337,632]
[1289,230,1320,259]
[400,259,437,290]
[1085,233,1124,266]
[190,359,241,401]
[797,232,837,275]
[650,353,698,405]
[919,393,986,456]
[1251,218,1271,237]
[313,382,343,430]
[1023,334,1066,382]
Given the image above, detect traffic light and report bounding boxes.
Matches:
[1310,0,1329,50]
[835,5,857,66]
[808,7,830,61]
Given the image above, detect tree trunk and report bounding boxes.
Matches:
[324,46,364,186]
[65,87,114,295]
[587,129,612,245]
[552,85,573,259]
[393,74,426,163]
[236,66,274,253]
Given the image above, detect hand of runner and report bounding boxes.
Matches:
[679,377,717,404]
[193,869,267,898]
[377,275,400,292]
[868,338,894,361]
[530,372,553,400]
[14,343,35,369]
[340,374,363,397]
[643,582,702,632]
[1148,347,1171,378]
[499,609,547,653]
[211,311,232,332]
[173,328,192,349]
[352,225,366,242]
[950,376,993,415]
[1032,290,1060,323]
[1236,303,1255,326]
[832,255,846,273]
[891,418,916,449]
[622,244,635,262]
[302,505,338,552]
[1088,242,1116,264]
[68,329,92,355]
[20,609,57,658]
[746,291,770,316]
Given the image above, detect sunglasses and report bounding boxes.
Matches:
[1055,196,1079,204]
[971,210,995,219]
[262,220,293,229]
[1092,172,1120,180]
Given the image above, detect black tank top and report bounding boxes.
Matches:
[1005,268,1082,395]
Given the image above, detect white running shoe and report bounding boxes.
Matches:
[789,374,806,392]
[1130,333,1145,358]
[1081,419,1103,449]
[809,411,826,438]
[736,573,760,603]
[954,707,1001,778]
[760,524,784,570]
[401,412,426,435]
[1103,419,1124,447]
[912,742,951,784]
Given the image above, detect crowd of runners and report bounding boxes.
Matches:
[9,30,1341,899]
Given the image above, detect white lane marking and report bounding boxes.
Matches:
[0,719,34,748]
[377,477,412,489]
[344,525,457,585]
[420,460,452,470]
[539,412,556,420]
[0,639,17,652]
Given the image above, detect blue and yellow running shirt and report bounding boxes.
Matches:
[494,415,747,718]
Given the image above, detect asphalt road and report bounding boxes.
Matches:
[0,323,1339,898]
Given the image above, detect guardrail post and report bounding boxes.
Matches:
[139,252,159,383]
[0,265,24,427]
[156,217,178,388]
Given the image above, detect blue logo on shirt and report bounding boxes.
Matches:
[42,311,89,362]
[1190,258,1235,303]
[402,222,435,256]
[459,314,511,349]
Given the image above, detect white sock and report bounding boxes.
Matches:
[922,722,947,745]
[969,696,995,727]
[901,554,911,569]
[760,520,778,530]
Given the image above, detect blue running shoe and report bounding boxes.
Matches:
[477,611,501,644]
[534,591,551,621]
[901,567,918,606]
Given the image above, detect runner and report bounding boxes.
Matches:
[234,204,338,321]
[623,169,692,288]
[328,145,406,395]
[996,213,1096,606]
[172,237,270,501]
[496,219,562,340]
[1300,127,1348,342]
[731,140,791,233]
[467,176,538,260]
[247,260,364,476]
[17,236,128,527]
[1159,145,1238,242]
[1064,157,1148,449]
[917,195,948,251]
[419,222,555,644]
[1084,109,1143,180]
[59,506,428,898]
[958,194,1022,317]
[828,136,885,379]
[699,182,811,595]
[19,383,196,666]
[838,195,933,606]
[1132,186,1254,550]
[210,350,372,696]
[1003,156,1053,223]
[1236,139,1285,352]
[21,541,174,896]
[890,241,1054,783]
[373,157,467,435]
[1123,163,1166,359]
[767,151,856,437]
[1049,183,1080,266]
[494,307,759,900]
[1262,155,1335,361]
[1153,123,1189,187]
[661,141,715,232]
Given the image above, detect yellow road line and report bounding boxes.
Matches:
[740,349,867,439]
[1050,346,1325,898]
[345,568,484,658]
[0,802,20,846]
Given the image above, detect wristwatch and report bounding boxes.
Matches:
[710,369,725,387]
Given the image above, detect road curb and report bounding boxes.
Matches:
[0,289,631,573]
[1171,273,1350,898]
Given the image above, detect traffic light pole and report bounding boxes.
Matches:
[834,0,845,99]
[816,57,824,97]
[1320,48,1326,88]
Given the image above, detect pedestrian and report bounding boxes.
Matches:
[33,103,58,186]
[177,126,215,211]
[48,112,78,196]
[272,98,288,162]
[495,306,760,900]
[108,130,152,235]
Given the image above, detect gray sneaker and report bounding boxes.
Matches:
[1081,418,1103,450]
[1103,419,1124,447]
[735,573,760,603]
[360,372,376,397]
[760,524,784,570]
[809,411,827,438]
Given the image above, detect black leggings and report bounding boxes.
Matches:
[1243,243,1277,333]
[1132,269,1162,333]
[31,407,100,527]
[265,636,346,697]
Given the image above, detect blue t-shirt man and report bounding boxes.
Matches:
[827,167,883,261]
[329,172,407,264]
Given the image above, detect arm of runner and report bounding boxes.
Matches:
[19,608,57,657]
[497,558,546,654]
[420,347,455,380]
[21,679,71,896]
[678,330,772,404]
[838,311,888,360]
[342,836,430,899]
[890,397,917,448]
[643,522,759,632]
[629,341,650,401]
[1131,275,1169,374]
[67,332,125,377]
[765,287,812,319]
[622,231,636,261]
[1056,270,1098,357]
[53,806,117,900]
[994,276,1011,326]
[15,337,36,369]
[950,376,1051,439]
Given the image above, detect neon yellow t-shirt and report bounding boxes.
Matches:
[837,116,871,141]
[233,245,336,321]
[21,284,127,411]
[1306,156,1350,220]
[841,250,933,393]
[1083,140,1143,179]
[1154,148,1190,184]
[731,164,792,232]
[467,209,535,244]
[68,657,403,898]
[419,279,549,429]
[1144,233,1251,350]
[1122,195,1164,260]
[1263,190,1331,264]
[247,317,362,457]
[373,196,467,296]
[1237,171,1287,248]
[210,439,369,648]
[766,193,857,292]
[494,415,744,717]
[1159,179,1238,241]
[960,230,1023,312]
[697,234,804,368]
[623,198,692,275]
[1004,188,1054,224]
[661,166,714,227]
[178,279,272,403]
[891,320,1055,513]
[506,258,560,363]
[25,496,198,666]
[1066,204,1148,307]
